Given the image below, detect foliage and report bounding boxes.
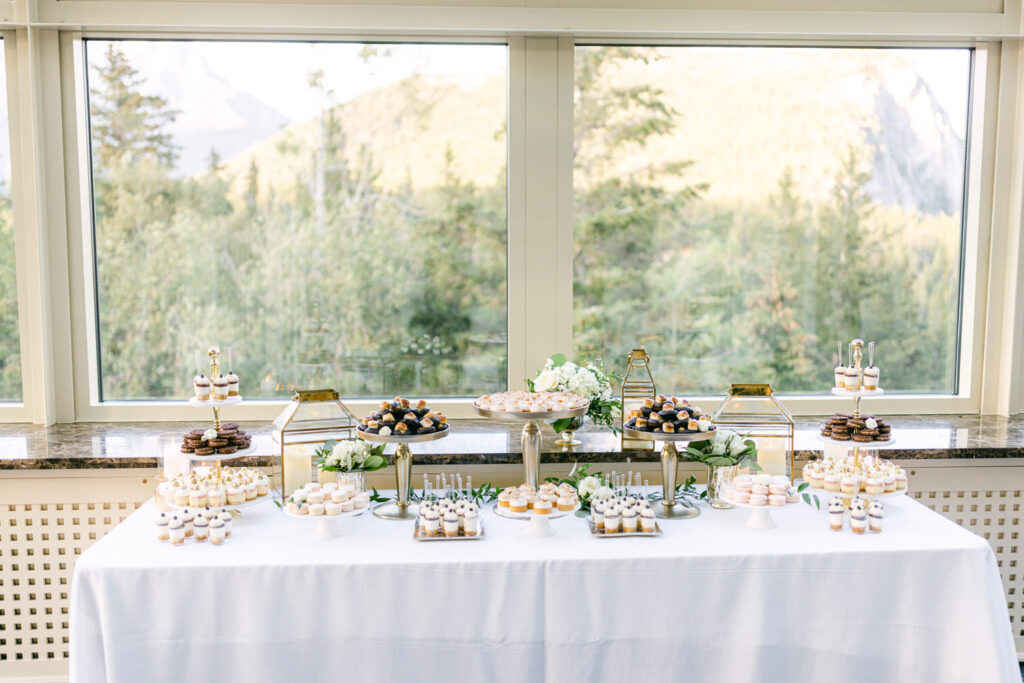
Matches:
[314,439,387,473]
[528,354,622,432]
[544,463,607,512]
[684,429,758,469]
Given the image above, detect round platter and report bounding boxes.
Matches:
[356,426,451,444]
[830,387,884,398]
[724,498,803,510]
[816,432,898,449]
[188,395,243,408]
[183,444,257,462]
[473,403,589,421]
[490,500,580,520]
[282,505,367,520]
[167,494,269,511]
[801,485,907,502]
[622,426,717,443]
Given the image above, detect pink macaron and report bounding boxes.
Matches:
[749,493,768,506]
[768,494,787,506]
[751,484,769,496]
[732,490,751,504]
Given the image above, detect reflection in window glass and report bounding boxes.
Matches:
[0,40,22,402]
[86,40,508,400]
[574,46,970,394]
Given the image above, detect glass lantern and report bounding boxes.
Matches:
[272,389,359,500]
[620,348,657,450]
[711,384,794,478]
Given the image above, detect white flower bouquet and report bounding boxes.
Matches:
[684,429,758,468]
[528,353,622,433]
[315,438,388,473]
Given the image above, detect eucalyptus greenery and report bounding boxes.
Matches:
[684,429,759,469]
[314,439,388,473]
[368,483,500,506]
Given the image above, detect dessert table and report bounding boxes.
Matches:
[70,493,1019,683]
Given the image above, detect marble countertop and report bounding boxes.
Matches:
[2,414,1023,470]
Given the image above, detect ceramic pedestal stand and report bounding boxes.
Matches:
[474,403,589,487]
[623,427,716,519]
[358,428,450,520]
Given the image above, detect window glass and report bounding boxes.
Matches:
[86,40,508,399]
[0,40,22,402]
[574,46,970,394]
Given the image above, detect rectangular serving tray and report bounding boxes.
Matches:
[413,519,485,541]
[585,517,662,537]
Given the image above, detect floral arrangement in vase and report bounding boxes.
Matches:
[529,354,621,433]
[315,438,388,473]
[684,429,757,468]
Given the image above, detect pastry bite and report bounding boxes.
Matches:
[193,513,209,541]
[193,374,212,401]
[209,517,225,545]
[226,371,240,396]
[868,501,884,533]
[463,509,480,536]
[768,494,787,507]
[308,503,325,517]
[169,516,185,545]
[155,513,170,542]
[828,497,845,531]
[621,508,638,532]
[443,512,460,537]
[639,508,656,532]
[849,500,868,534]
[533,499,553,515]
[603,508,620,534]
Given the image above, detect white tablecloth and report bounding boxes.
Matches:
[70,493,1019,683]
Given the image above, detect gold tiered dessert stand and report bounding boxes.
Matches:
[185,346,254,463]
[622,426,714,519]
[358,427,450,520]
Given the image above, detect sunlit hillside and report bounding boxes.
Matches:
[223,49,964,216]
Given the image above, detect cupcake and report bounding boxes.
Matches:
[497,489,513,508]
[155,512,170,541]
[443,512,460,537]
[168,516,185,545]
[227,486,244,506]
[226,371,240,396]
[188,488,208,508]
[193,374,211,401]
[533,499,553,515]
[208,488,226,507]
[173,487,190,507]
[840,476,859,495]
[256,475,269,496]
[509,496,528,513]
[865,477,883,496]
[209,517,225,545]
[556,495,576,512]
[824,474,841,492]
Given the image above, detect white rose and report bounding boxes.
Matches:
[595,486,613,500]
[202,428,217,441]
[865,418,878,430]
[711,441,727,456]
[534,370,560,393]
[729,437,747,456]
[578,476,600,498]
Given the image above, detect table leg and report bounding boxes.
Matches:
[522,420,541,487]
[651,441,700,519]
[373,443,420,520]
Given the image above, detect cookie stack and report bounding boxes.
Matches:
[821,414,891,443]
[180,423,252,456]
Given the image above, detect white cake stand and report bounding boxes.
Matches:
[724,498,802,530]
[474,402,589,488]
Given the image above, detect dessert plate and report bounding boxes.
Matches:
[413,519,485,541]
[490,500,580,520]
[584,518,662,537]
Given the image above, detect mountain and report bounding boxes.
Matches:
[218,49,965,216]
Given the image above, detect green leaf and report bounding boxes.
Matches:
[550,353,567,367]
[802,493,811,505]
[526,378,535,391]
[797,482,809,492]
[550,418,572,433]
[362,455,387,471]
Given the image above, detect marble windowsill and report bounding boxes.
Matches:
[1,415,1023,470]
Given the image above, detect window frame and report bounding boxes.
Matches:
[0,1,1013,422]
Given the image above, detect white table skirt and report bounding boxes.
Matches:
[70,492,1019,683]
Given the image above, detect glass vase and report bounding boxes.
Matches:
[706,464,739,510]
[553,415,587,447]
[338,470,367,493]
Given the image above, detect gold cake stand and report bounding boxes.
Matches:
[358,427,450,520]
[474,402,589,488]
[623,426,716,520]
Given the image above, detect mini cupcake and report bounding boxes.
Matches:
[423,509,441,537]
[208,488,226,507]
[603,508,621,534]
[463,509,480,537]
[209,517,225,545]
[533,499,553,515]
[443,511,460,537]
[865,477,883,496]
[824,474,841,492]
[173,487,190,507]
[189,489,208,508]
[862,365,880,391]
[840,476,859,495]
[227,486,244,506]
[639,508,656,532]
[168,516,185,545]
[509,496,528,513]
[621,508,638,532]
[868,501,884,533]
[850,500,868,534]
[555,495,575,512]
[256,475,270,497]
[226,371,240,396]
[218,509,233,536]
[193,374,211,401]
[155,512,170,541]
[193,513,209,541]
[844,366,859,391]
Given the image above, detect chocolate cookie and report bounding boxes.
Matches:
[832,432,851,441]
[851,433,874,442]
[194,446,215,456]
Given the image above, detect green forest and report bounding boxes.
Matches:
[0,43,961,402]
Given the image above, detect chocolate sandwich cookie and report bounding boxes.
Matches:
[848,418,867,429]
[858,428,879,437]
[820,429,832,438]
[221,423,239,431]
[180,444,195,453]
[831,432,851,441]
[216,445,238,454]
[875,433,891,441]
[878,425,891,435]
[830,425,850,434]
[851,433,874,442]
[194,446,215,456]
[208,438,228,448]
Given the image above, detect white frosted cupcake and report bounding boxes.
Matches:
[244,482,257,501]
[591,500,606,530]
[193,514,209,541]
[227,486,244,505]
[603,508,620,534]
[256,475,270,497]
[208,488,226,507]
[423,510,440,537]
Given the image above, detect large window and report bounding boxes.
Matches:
[0,40,21,402]
[573,46,971,395]
[85,40,508,400]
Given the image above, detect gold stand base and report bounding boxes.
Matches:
[651,499,701,519]
[373,501,420,520]
[555,430,581,447]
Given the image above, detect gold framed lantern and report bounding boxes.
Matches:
[620,349,657,450]
[272,389,359,501]
[711,384,794,478]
